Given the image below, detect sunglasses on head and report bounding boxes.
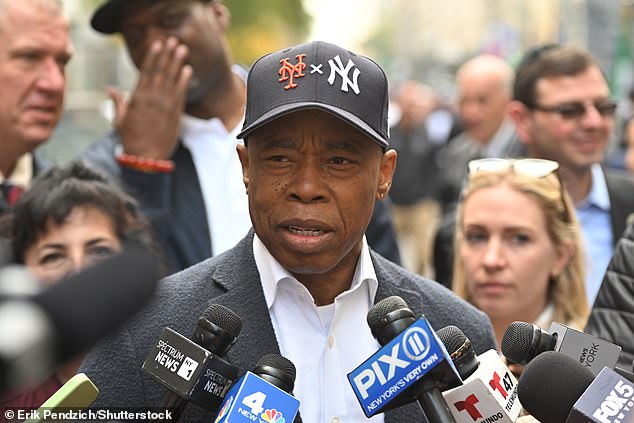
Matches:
[531,99,618,120]
[467,158,572,223]
[468,158,559,177]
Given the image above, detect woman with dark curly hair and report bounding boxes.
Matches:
[0,161,159,408]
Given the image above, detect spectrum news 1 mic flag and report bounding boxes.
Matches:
[142,327,239,412]
[347,316,461,417]
[443,350,522,423]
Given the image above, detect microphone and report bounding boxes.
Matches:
[214,353,300,423]
[437,326,522,423]
[22,373,99,423]
[142,304,241,421]
[347,296,461,420]
[436,326,478,380]
[502,321,623,377]
[0,248,159,393]
[518,350,634,423]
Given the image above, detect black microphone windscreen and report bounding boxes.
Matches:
[202,304,242,339]
[367,296,408,330]
[33,248,159,360]
[437,325,478,380]
[501,321,537,364]
[437,325,467,354]
[255,354,296,381]
[518,351,594,423]
[253,353,296,393]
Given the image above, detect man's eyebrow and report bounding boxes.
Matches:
[262,138,296,149]
[324,140,363,153]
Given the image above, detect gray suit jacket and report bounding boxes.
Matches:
[80,231,496,422]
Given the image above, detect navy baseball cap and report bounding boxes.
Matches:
[238,41,390,149]
[90,0,128,34]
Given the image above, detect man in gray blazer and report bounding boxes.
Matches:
[81,41,496,422]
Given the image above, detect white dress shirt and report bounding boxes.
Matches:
[179,66,252,255]
[253,234,385,423]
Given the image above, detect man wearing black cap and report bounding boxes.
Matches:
[81,0,252,273]
[80,41,496,422]
[81,0,401,273]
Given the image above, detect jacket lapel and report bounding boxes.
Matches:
[372,251,427,422]
[203,232,304,422]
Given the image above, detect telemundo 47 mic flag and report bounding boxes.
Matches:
[443,350,522,423]
[347,316,461,417]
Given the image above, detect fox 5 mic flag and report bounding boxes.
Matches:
[568,367,634,423]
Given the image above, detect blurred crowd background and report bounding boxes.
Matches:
[46,0,634,165]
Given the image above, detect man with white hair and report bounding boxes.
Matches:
[0,0,73,215]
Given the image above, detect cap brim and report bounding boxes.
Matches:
[91,0,127,34]
[238,102,389,149]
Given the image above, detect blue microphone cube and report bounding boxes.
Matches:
[347,316,461,417]
[214,372,300,423]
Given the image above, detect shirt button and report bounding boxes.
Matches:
[328,336,335,348]
[331,417,341,423]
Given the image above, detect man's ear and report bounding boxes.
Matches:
[377,149,397,200]
[508,100,533,147]
[209,1,231,31]
[236,143,249,193]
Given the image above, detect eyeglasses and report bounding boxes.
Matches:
[468,158,559,177]
[531,100,618,120]
[467,158,572,223]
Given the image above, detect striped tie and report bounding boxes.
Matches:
[2,183,24,206]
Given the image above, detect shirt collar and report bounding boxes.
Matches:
[253,233,378,309]
[0,153,33,188]
[581,163,610,211]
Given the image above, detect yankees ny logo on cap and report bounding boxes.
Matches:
[238,41,390,149]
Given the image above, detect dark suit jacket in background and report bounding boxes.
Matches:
[585,218,634,369]
[605,169,634,245]
[80,231,496,422]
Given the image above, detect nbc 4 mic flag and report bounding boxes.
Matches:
[213,372,300,423]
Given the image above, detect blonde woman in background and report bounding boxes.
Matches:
[452,158,589,347]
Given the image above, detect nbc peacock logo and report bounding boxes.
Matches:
[261,409,285,423]
[214,396,233,423]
